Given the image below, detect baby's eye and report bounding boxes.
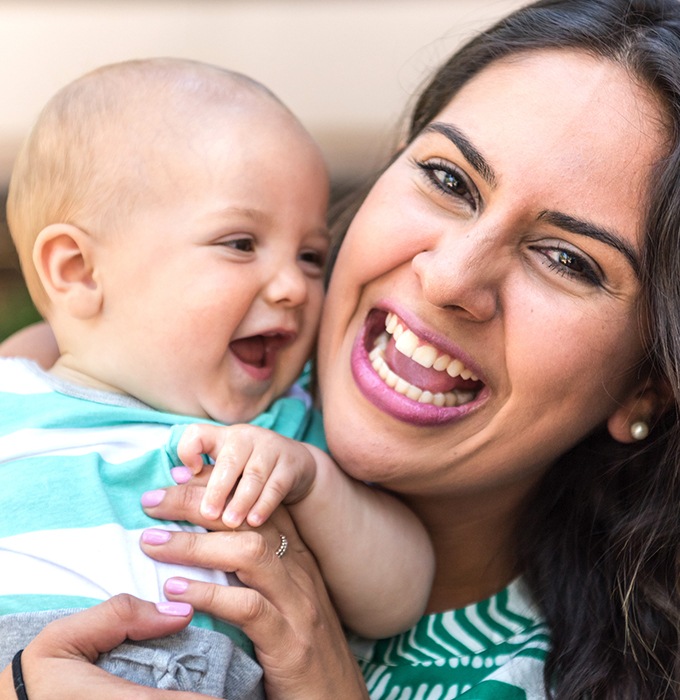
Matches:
[299,249,326,274]
[223,237,254,253]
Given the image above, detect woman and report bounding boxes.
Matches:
[3,0,680,697]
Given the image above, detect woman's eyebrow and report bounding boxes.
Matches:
[422,122,498,187]
[421,122,641,276]
[538,210,640,276]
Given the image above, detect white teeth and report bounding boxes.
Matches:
[384,312,479,383]
[433,354,451,371]
[412,344,437,368]
[370,348,476,408]
[394,329,419,357]
[447,359,465,379]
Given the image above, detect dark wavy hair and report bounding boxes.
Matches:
[330,1,680,697]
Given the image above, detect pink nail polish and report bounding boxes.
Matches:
[141,489,166,507]
[165,577,189,594]
[156,602,192,617]
[170,466,192,484]
[141,528,172,545]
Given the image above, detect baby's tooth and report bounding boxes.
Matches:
[369,346,382,362]
[433,354,451,372]
[395,329,419,358]
[446,359,465,378]
[385,313,398,334]
[460,368,473,381]
[445,392,458,407]
[433,393,446,407]
[393,323,405,340]
[412,344,437,368]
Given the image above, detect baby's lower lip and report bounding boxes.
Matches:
[229,333,294,381]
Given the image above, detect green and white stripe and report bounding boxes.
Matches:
[352,579,550,699]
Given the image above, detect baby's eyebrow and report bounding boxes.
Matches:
[214,206,270,223]
[422,122,498,188]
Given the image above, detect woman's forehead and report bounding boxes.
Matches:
[418,49,666,246]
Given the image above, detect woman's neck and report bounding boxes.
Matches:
[402,486,532,613]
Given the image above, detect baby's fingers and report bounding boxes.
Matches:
[221,450,280,528]
[201,434,256,521]
[177,424,227,474]
[243,463,297,527]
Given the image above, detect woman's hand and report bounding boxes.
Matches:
[141,478,370,700]
[0,594,211,699]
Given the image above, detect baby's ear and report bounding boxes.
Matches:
[33,223,102,319]
[607,373,674,444]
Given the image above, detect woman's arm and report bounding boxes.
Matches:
[0,322,58,368]
[0,483,369,699]
[0,595,210,700]
[141,486,370,700]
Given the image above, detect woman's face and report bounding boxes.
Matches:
[318,50,666,502]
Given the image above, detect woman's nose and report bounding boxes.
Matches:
[411,229,502,321]
[264,262,309,308]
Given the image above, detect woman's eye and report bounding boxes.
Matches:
[540,245,603,286]
[418,159,478,210]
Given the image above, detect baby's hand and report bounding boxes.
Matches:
[177,423,317,528]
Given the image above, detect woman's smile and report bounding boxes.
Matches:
[352,308,486,424]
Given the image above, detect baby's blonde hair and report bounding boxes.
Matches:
[7,58,288,314]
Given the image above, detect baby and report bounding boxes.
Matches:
[0,58,434,698]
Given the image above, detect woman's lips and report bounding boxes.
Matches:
[350,309,485,425]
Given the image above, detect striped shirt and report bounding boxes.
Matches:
[0,357,325,652]
[351,579,550,699]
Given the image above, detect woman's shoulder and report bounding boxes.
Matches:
[351,579,550,699]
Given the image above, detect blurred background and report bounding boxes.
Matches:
[0,0,527,342]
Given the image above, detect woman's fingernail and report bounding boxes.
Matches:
[170,466,192,484]
[141,490,166,507]
[165,577,189,594]
[141,528,172,545]
[156,602,192,617]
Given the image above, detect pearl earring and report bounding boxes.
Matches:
[630,421,650,441]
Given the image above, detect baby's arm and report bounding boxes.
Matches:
[288,447,434,638]
[178,423,434,639]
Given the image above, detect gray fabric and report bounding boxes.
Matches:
[0,609,264,699]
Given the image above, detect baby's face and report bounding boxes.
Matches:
[92,105,329,423]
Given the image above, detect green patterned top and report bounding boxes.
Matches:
[351,579,551,699]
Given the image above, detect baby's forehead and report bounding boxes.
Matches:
[68,60,288,136]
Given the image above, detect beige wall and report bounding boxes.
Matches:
[0,0,528,184]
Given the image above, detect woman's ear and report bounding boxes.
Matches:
[607,374,674,444]
[33,223,102,320]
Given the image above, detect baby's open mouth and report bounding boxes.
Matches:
[230,333,294,369]
[365,311,483,407]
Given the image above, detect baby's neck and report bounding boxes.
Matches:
[49,357,127,396]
